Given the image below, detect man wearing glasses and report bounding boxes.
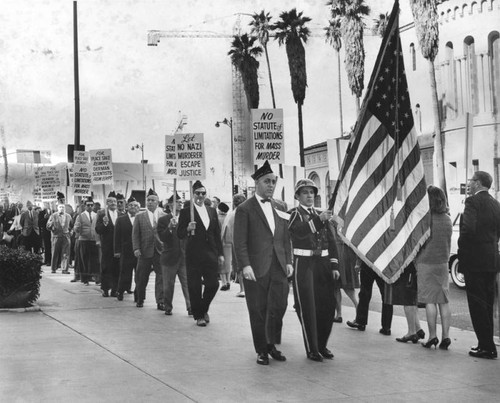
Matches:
[177,180,224,327]
[73,197,99,285]
[459,171,500,359]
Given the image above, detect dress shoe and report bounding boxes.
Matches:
[51,270,56,273]
[469,349,497,359]
[268,345,286,362]
[126,290,133,294]
[62,270,70,274]
[136,301,144,308]
[165,309,172,316]
[70,278,78,282]
[236,291,245,298]
[83,282,90,286]
[416,329,426,340]
[157,303,165,311]
[333,316,343,323]
[102,290,109,297]
[220,283,230,291]
[319,348,334,359]
[110,291,117,298]
[187,308,193,316]
[307,352,323,362]
[422,337,439,349]
[346,320,365,331]
[257,353,269,365]
[116,293,124,301]
[204,312,210,323]
[196,318,207,327]
[396,334,419,343]
[439,338,451,350]
[379,328,391,336]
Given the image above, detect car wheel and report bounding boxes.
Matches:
[450,257,466,289]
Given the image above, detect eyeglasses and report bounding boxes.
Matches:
[86,203,94,207]
[194,191,206,196]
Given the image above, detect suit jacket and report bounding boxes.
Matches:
[20,209,40,236]
[47,212,72,237]
[458,190,500,272]
[95,209,117,259]
[177,204,223,265]
[132,210,163,259]
[157,213,184,266]
[114,213,136,264]
[234,196,292,278]
[74,211,97,241]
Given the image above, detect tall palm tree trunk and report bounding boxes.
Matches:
[355,97,360,115]
[298,102,305,167]
[264,44,276,109]
[337,51,344,137]
[429,60,447,193]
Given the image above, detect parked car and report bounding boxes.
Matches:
[448,213,465,289]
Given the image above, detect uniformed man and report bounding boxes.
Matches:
[288,179,340,362]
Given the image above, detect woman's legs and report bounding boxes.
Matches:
[425,303,438,339]
[438,303,451,340]
[403,305,418,335]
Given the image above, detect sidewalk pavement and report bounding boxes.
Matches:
[1,270,499,403]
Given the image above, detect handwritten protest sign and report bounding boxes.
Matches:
[34,166,64,201]
[74,150,89,165]
[175,133,205,181]
[72,164,92,196]
[164,135,177,178]
[90,149,113,184]
[251,109,284,164]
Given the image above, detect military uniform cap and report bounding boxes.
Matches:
[192,180,205,191]
[294,179,318,195]
[251,160,274,181]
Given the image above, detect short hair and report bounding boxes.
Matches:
[427,186,448,214]
[473,171,492,189]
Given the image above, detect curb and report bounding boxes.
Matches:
[0,304,41,313]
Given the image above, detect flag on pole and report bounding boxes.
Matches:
[330,0,430,284]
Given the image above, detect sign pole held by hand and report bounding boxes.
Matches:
[189,180,195,235]
[172,178,177,217]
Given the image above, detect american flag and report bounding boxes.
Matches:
[330,0,430,283]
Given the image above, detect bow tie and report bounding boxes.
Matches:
[260,199,271,204]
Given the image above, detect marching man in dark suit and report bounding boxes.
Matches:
[157,192,191,316]
[288,179,340,362]
[114,197,140,301]
[177,180,224,327]
[20,200,40,253]
[132,189,164,309]
[234,161,293,365]
[95,191,121,297]
[458,171,500,359]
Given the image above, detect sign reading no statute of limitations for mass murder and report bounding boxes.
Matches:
[251,108,284,164]
[174,132,206,181]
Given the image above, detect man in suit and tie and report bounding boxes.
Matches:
[74,197,99,285]
[234,161,293,365]
[20,200,41,253]
[114,197,140,301]
[177,181,224,326]
[46,203,72,274]
[96,191,121,298]
[132,189,164,309]
[458,171,500,359]
[158,192,191,316]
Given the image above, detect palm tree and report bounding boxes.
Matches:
[228,34,263,109]
[372,12,389,38]
[410,0,447,194]
[325,17,344,139]
[273,8,311,167]
[329,0,370,114]
[249,10,276,108]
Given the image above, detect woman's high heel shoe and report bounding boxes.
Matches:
[422,337,439,349]
[439,338,451,350]
[396,334,419,344]
[416,329,425,340]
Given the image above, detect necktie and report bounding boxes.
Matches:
[89,213,92,224]
[308,208,315,216]
[261,199,271,203]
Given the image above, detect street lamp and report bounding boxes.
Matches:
[131,143,147,191]
[215,118,235,196]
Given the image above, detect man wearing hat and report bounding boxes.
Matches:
[46,202,73,274]
[132,189,164,309]
[73,197,99,285]
[157,192,191,316]
[114,196,140,300]
[177,180,224,326]
[116,193,126,216]
[288,179,340,362]
[234,161,293,365]
[95,191,120,297]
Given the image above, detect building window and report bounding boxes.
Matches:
[464,36,479,114]
[488,31,500,114]
[444,42,457,119]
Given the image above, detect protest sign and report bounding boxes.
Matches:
[73,150,89,165]
[164,135,177,178]
[251,109,284,164]
[175,132,205,181]
[72,164,92,196]
[34,166,63,201]
[90,149,113,184]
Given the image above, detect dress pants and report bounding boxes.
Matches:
[293,256,336,355]
[51,234,70,272]
[42,229,52,265]
[244,253,289,354]
[79,240,99,283]
[117,256,137,294]
[464,271,498,353]
[101,256,120,293]
[135,250,163,304]
[22,231,40,253]
[356,264,393,330]
[162,255,190,312]
[186,258,218,320]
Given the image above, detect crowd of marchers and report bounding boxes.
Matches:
[0,165,498,364]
